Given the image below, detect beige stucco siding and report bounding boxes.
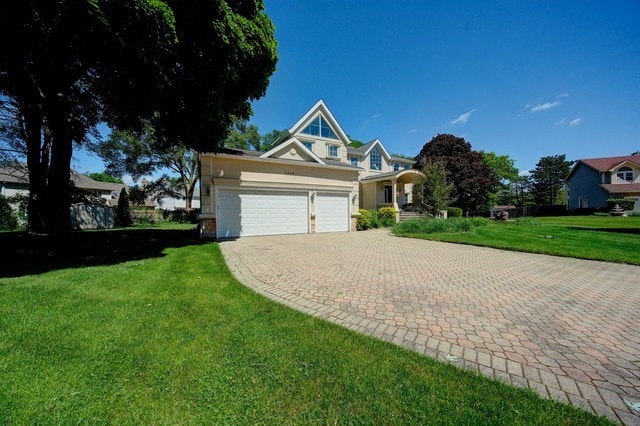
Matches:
[200,154,358,219]
[296,136,348,163]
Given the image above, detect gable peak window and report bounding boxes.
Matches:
[617,166,633,182]
[370,148,382,171]
[301,115,338,139]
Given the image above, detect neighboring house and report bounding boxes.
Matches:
[158,193,201,211]
[69,170,126,207]
[566,154,640,211]
[0,164,126,207]
[199,100,422,238]
[0,164,30,198]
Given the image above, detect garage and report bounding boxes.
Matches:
[216,190,309,238]
[315,193,350,233]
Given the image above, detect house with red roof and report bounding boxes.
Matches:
[566,154,640,211]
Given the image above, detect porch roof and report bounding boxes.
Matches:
[360,169,422,183]
[600,183,640,194]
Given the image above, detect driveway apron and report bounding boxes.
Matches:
[219,229,640,424]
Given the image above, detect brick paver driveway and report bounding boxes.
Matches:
[220,229,640,424]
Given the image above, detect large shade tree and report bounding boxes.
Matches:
[0,0,277,235]
[482,151,520,206]
[91,127,200,210]
[530,154,573,206]
[414,134,498,214]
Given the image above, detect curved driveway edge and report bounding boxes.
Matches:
[219,229,640,425]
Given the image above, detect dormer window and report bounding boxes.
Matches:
[370,148,382,171]
[393,163,400,171]
[350,157,358,167]
[327,145,339,157]
[617,167,633,182]
[301,115,338,139]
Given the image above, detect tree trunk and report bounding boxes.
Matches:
[24,104,47,233]
[46,97,73,237]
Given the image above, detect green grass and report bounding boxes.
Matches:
[0,228,609,424]
[393,215,640,265]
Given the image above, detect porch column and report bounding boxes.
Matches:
[392,178,400,222]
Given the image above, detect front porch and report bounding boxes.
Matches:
[360,169,423,221]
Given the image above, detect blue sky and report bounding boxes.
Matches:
[75,0,640,176]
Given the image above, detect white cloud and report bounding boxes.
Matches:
[569,118,583,127]
[556,93,569,98]
[409,128,417,133]
[362,113,381,126]
[554,117,567,126]
[450,109,476,126]
[529,100,562,112]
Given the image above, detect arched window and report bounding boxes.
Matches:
[617,166,633,182]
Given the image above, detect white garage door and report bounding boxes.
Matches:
[217,190,308,238]
[316,193,349,233]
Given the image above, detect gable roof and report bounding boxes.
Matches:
[568,154,640,180]
[288,100,350,146]
[207,147,360,171]
[0,163,29,185]
[347,138,391,160]
[259,137,326,165]
[0,163,125,194]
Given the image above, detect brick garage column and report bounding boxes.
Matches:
[199,217,216,239]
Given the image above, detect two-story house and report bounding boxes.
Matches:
[199,100,422,238]
[566,154,640,211]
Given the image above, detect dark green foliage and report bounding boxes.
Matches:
[0,195,18,230]
[606,198,635,211]
[0,0,277,235]
[356,209,372,230]
[414,134,498,214]
[447,207,463,218]
[223,117,262,150]
[530,155,573,206]
[163,208,200,224]
[348,139,364,148]
[127,186,147,207]
[261,129,289,150]
[414,161,454,215]
[85,171,123,184]
[115,188,132,227]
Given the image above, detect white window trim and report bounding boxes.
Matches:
[370,149,382,171]
[326,144,340,158]
[301,140,314,151]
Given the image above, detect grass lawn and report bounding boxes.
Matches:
[0,228,610,424]
[394,215,640,265]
